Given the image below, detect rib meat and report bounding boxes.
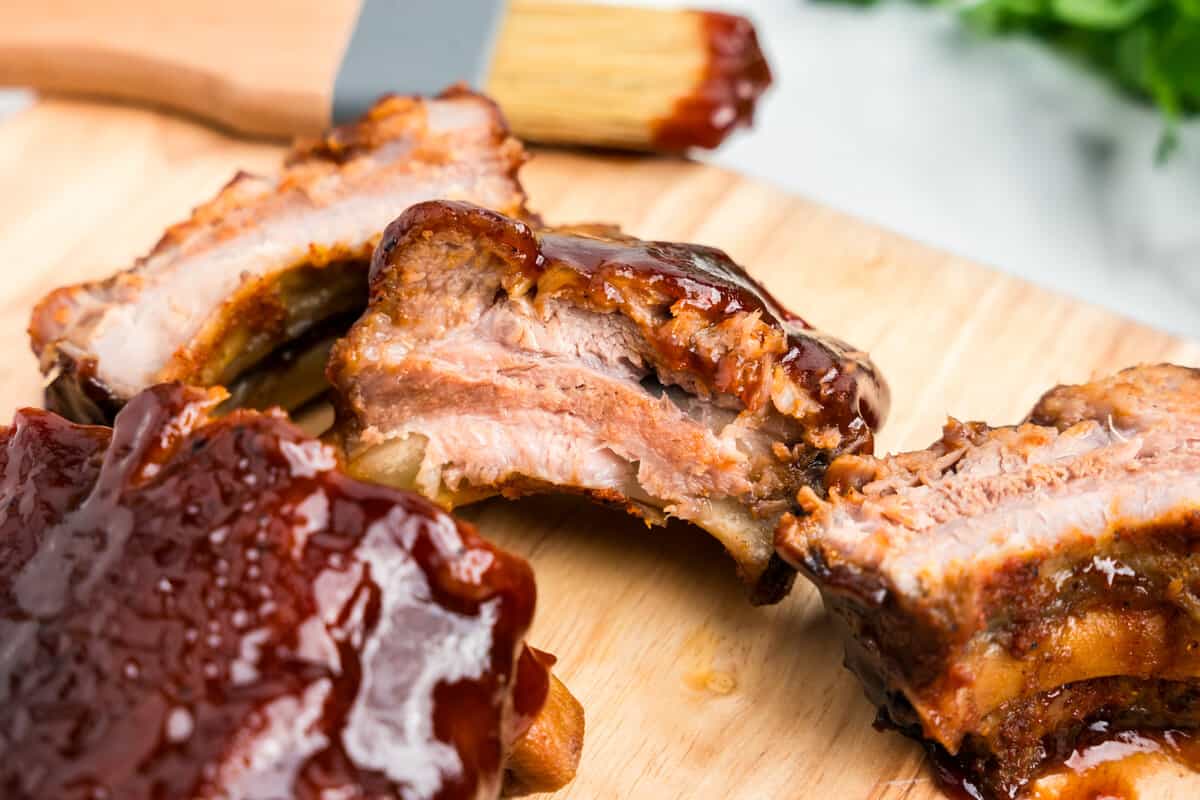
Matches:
[29,88,528,424]
[776,364,1200,797]
[328,200,889,603]
[0,384,583,799]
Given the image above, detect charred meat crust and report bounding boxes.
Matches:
[29,87,529,425]
[801,510,1200,708]
[1028,362,1200,432]
[41,353,124,426]
[786,453,1200,696]
[39,266,368,425]
[363,200,888,443]
[919,678,1200,799]
[331,200,887,604]
[778,364,1200,796]
[0,383,581,799]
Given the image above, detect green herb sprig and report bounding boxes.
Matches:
[840,0,1200,159]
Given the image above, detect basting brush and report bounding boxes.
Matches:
[0,0,772,152]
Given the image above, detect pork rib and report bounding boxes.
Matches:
[328,200,888,603]
[0,384,582,799]
[29,89,528,424]
[776,364,1200,797]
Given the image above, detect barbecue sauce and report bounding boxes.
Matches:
[536,227,889,446]
[0,384,547,799]
[373,200,889,449]
[928,729,1200,800]
[1029,729,1200,800]
[651,12,774,152]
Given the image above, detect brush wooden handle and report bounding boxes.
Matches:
[0,0,359,136]
[0,0,770,151]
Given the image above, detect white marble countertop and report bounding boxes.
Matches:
[3,0,1198,339]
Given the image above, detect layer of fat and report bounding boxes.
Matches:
[913,607,1200,751]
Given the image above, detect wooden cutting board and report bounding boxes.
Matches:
[3,98,1200,799]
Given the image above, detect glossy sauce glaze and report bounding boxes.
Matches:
[651,12,773,152]
[371,200,889,452]
[930,727,1200,800]
[1030,728,1200,800]
[0,384,546,800]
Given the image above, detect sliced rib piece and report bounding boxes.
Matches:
[328,200,888,604]
[776,364,1200,798]
[29,88,528,424]
[0,384,582,799]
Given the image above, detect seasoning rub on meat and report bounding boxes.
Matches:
[29,89,528,424]
[328,200,888,604]
[778,364,1200,797]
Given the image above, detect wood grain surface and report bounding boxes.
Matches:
[2,98,1199,799]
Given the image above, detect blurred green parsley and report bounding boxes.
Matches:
[836,0,1200,159]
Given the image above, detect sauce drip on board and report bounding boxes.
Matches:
[0,384,547,799]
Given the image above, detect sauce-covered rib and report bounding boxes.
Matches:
[777,364,1200,798]
[0,384,582,799]
[29,89,528,424]
[328,201,888,604]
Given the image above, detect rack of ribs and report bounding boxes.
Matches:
[327,200,889,604]
[776,364,1200,797]
[0,383,583,799]
[29,88,529,425]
